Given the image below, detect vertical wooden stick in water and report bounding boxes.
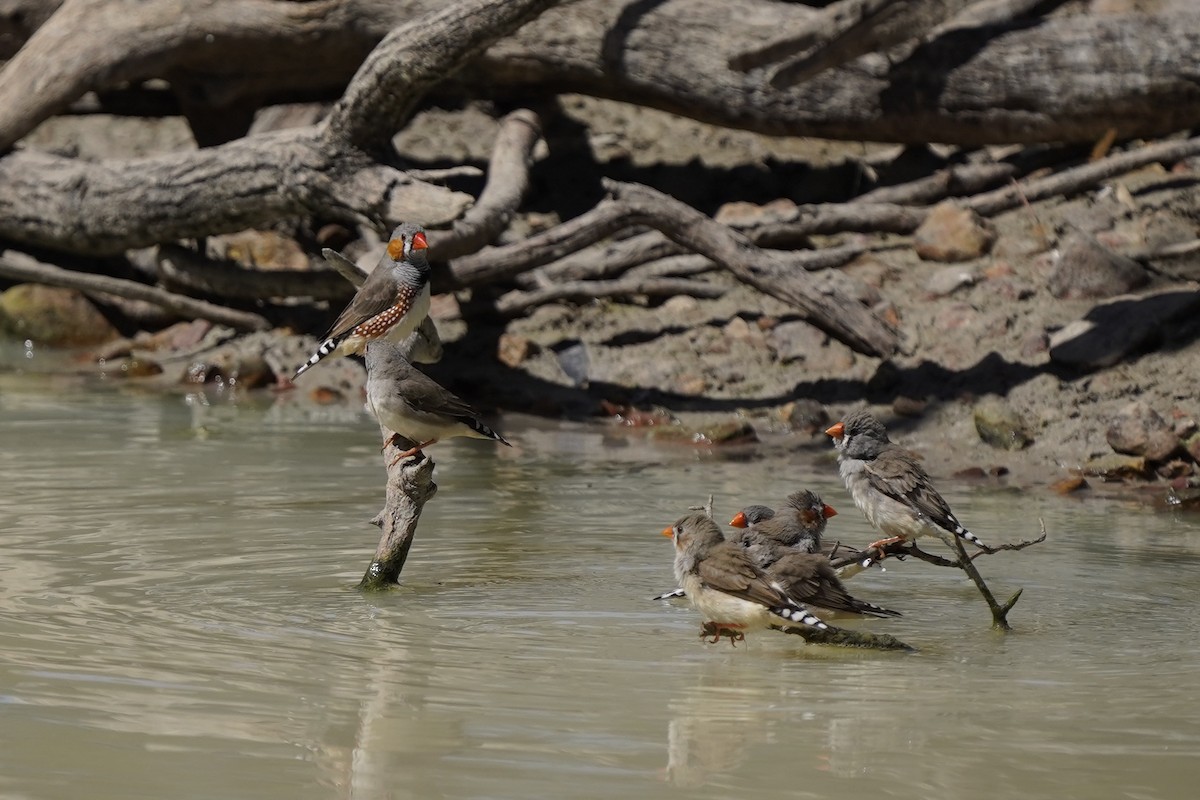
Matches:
[358,438,438,590]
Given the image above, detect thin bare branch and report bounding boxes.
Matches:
[0,249,270,331]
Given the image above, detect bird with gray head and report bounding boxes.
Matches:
[826,410,989,553]
[729,490,873,576]
[661,512,830,645]
[365,341,510,465]
[294,223,432,379]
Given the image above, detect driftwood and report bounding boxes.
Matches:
[828,522,1048,630]
[359,445,438,591]
[3,2,1199,150]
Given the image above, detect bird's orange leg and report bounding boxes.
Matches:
[867,535,906,552]
[387,438,437,466]
[700,622,745,646]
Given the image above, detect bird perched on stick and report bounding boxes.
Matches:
[767,549,901,619]
[662,513,830,645]
[294,223,432,379]
[730,490,876,573]
[825,410,990,554]
[365,341,510,465]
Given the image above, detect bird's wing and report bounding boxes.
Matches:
[326,265,403,340]
[864,447,963,534]
[696,545,795,609]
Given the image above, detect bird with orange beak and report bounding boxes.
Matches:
[825,410,990,554]
[294,223,432,379]
[661,513,830,644]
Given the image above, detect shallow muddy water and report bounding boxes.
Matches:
[2,365,1198,800]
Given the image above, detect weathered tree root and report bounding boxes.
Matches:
[772,623,916,652]
[359,440,438,590]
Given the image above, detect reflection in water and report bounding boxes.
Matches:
[2,370,1200,800]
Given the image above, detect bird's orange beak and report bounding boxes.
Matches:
[412,231,429,251]
[823,504,837,518]
[661,525,674,538]
[729,511,748,528]
[824,421,845,438]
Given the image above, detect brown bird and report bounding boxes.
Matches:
[768,551,901,619]
[729,490,837,565]
[365,341,510,465]
[826,410,989,552]
[294,223,432,379]
[730,490,874,572]
[661,513,829,644]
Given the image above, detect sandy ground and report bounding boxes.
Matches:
[393,98,1200,497]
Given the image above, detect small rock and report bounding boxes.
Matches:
[1050,476,1089,494]
[1169,408,1197,439]
[1185,433,1200,463]
[714,198,798,227]
[1106,401,1180,462]
[913,202,997,262]
[952,466,988,480]
[1157,460,1194,479]
[783,399,829,435]
[723,316,756,342]
[1019,331,1049,359]
[217,230,308,270]
[649,420,758,446]
[1047,233,1148,300]
[552,340,590,388]
[660,295,700,316]
[0,284,121,347]
[874,301,901,328]
[973,400,1034,450]
[892,396,928,418]
[924,265,979,297]
[429,293,461,322]
[675,374,708,395]
[811,269,883,307]
[497,333,535,368]
[1082,454,1151,481]
[770,322,822,363]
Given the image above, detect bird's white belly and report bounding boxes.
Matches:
[369,396,448,443]
[843,462,929,541]
[680,574,774,630]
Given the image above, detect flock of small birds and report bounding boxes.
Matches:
[660,410,992,645]
[295,224,990,647]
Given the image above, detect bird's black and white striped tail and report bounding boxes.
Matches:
[943,511,987,549]
[854,599,903,619]
[467,416,511,447]
[771,603,829,630]
[293,337,340,380]
[653,588,687,601]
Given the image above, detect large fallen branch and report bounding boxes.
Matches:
[0,0,558,254]
[2,2,1199,155]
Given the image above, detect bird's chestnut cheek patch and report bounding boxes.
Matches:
[387,237,406,260]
